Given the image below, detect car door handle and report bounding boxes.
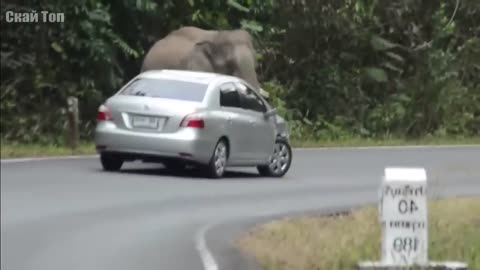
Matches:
[227,116,233,123]
[249,120,255,126]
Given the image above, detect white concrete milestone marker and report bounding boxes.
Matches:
[357,167,468,270]
[380,167,428,266]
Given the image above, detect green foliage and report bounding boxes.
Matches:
[1,1,142,143]
[258,0,480,140]
[1,0,479,144]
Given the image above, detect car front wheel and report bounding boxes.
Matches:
[257,138,292,177]
[100,153,124,171]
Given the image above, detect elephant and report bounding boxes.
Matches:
[140,26,268,97]
[140,27,215,72]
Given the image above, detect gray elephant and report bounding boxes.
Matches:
[140,27,215,72]
[140,26,268,97]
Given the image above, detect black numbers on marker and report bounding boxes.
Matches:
[398,199,419,214]
[393,237,419,252]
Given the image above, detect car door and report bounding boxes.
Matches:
[218,83,251,163]
[236,82,276,162]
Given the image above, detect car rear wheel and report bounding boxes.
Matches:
[257,138,292,177]
[100,153,124,171]
[204,139,228,179]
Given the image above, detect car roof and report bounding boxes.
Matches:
[137,69,242,86]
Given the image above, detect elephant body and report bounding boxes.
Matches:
[140,26,264,93]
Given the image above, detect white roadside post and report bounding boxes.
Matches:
[380,167,428,266]
[357,167,468,270]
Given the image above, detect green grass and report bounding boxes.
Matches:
[1,142,96,158]
[291,135,480,148]
[238,197,480,270]
[1,136,478,158]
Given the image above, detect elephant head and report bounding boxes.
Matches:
[181,29,262,90]
[181,40,235,76]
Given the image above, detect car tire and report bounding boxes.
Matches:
[100,153,124,171]
[257,138,292,177]
[204,139,228,179]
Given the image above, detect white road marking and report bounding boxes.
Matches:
[294,144,480,150]
[195,223,219,270]
[0,155,99,164]
[1,144,478,164]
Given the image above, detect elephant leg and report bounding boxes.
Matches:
[232,44,262,90]
[184,56,215,73]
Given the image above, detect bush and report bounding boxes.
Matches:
[1,0,479,144]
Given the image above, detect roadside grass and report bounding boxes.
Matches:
[0,142,95,158]
[292,136,480,148]
[237,197,480,270]
[1,136,478,158]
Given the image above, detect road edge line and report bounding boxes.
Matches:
[2,144,479,163]
[294,144,480,150]
[0,155,99,164]
[195,223,219,270]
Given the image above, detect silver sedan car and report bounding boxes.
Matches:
[94,69,292,178]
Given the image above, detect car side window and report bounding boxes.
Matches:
[219,83,241,108]
[236,83,267,113]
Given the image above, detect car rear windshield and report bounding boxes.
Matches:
[119,78,208,102]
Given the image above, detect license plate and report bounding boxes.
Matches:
[132,115,160,129]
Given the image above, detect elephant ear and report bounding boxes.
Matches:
[193,41,216,64]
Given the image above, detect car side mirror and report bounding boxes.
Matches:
[264,108,277,118]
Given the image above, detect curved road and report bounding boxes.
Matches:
[2,146,480,270]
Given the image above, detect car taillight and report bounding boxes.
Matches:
[97,104,113,121]
[180,114,205,128]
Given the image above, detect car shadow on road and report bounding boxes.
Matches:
[97,165,265,180]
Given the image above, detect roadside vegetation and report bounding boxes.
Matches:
[238,197,480,270]
[1,1,479,149]
[0,142,95,158]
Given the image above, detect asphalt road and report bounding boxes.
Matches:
[2,145,480,270]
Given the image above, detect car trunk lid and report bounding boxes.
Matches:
[105,95,204,133]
